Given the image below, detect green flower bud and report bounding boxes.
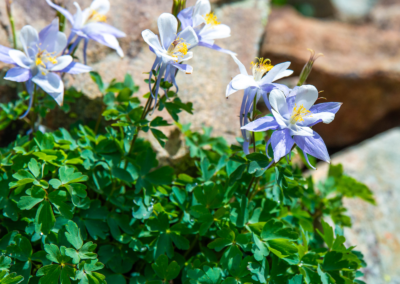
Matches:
[172,0,187,18]
[297,49,323,86]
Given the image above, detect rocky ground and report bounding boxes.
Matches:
[0,0,399,283]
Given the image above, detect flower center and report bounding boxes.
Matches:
[290,104,311,124]
[88,10,107,23]
[204,13,220,27]
[251,57,274,81]
[35,49,58,69]
[167,38,189,61]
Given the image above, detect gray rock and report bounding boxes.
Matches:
[312,128,400,284]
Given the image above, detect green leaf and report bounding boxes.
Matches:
[151,128,168,147]
[261,219,298,241]
[267,239,298,259]
[317,265,335,284]
[28,158,40,178]
[6,235,32,262]
[44,244,62,263]
[90,71,105,93]
[152,255,181,281]
[317,220,334,249]
[65,221,83,250]
[0,271,24,284]
[111,167,134,183]
[49,179,62,189]
[36,201,55,235]
[59,166,88,185]
[37,264,61,284]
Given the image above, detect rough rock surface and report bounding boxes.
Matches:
[312,128,400,284]
[261,7,400,150]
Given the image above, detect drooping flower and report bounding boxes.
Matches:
[242,85,342,169]
[142,13,198,108]
[46,0,126,63]
[226,55,293,153]
[0,18,91,118]
[178,0,233,54]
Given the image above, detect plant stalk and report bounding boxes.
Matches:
[5,0,17,49]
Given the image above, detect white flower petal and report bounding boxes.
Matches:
[73,2,84,29]
[299,112,335,126]
[32,72,64,99]
[226,82,238,97]
[178,52,193,62]
[19,25,39,57]
[142,29,163,52]
[199,24,231,40]
[158,13,178,50]
[179,27,199,47]
[294,85,318,111]
[272,109,289,129]
[231,55,248,76]
[53,32,68,54]
[269,89,289,115]
[273,69,293,81]
[193,0,211,17]
[8,50,32,69]
[49,55,73,71]
[289,125,314,136]
[260,61,291,85]
[231,74,257,90]
[90,0,110,14]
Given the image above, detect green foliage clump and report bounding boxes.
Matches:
[0,71,374,284]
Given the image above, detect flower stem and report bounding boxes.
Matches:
[124,85,156,170]
[5,0,17,49]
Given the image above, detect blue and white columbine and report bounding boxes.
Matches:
[142,13,198,108]
[226,55,293,153]
[0,19,91,118]
[46,0,126,63]
[242,85,342,168]
[178,0,233,54]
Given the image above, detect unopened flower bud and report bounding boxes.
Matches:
[297,48,323,86]
[172,0,187,18]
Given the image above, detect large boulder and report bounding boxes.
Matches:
[312,128,400,284]
[260,7,400,149]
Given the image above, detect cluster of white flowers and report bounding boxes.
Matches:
[0,0,341,168]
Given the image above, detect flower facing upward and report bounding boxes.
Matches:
[46,0,126,63]
[178,0,233,54]
[226,55,293,154]
[242,85,342,168]
[0,19,91,118]
[142,13,199,108]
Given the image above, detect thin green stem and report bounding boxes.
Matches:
[5,0,17,49]
[94,102,105,135]
[245,176,255,197]
[124,90,155,170]
[183,234,198,258]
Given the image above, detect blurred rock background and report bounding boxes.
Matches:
[0,0,400,283]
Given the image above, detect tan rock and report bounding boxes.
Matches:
[312,128,400,284]
[260,7,400,149]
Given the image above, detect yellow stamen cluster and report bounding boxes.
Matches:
[35,48,58,68]
[204,13,220,27]
[290,104,311,123]
[89,10,107,23]
[176,42,188,55]
[250,57,274,73]
[168,38,190,62]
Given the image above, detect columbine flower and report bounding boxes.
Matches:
[226,55,293,153]
[0,19,91,118]
[242,85,342,168]
[46,0,126,63]
[142,13,198,107]
[178,0,233,54]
